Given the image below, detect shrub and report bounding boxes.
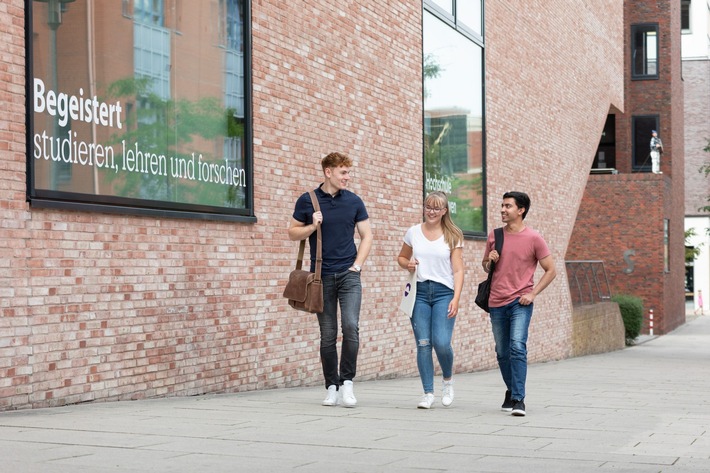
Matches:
[611,294,644,345]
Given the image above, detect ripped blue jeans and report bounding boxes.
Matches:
[410,280,456,393]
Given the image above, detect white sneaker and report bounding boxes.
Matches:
[417,393,435,409]
[442,380,454,407]
[322,385,338,406]
[341,380,357,408]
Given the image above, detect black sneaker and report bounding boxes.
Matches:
[511,399,526,416]
[501,390,514,412]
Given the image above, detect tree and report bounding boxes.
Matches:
[686,228,702,263]
[104,77,244,207]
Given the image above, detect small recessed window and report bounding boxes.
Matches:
[664,219,670,272]
[681,0,691,33]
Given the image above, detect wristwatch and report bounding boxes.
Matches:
[351,264,361,272]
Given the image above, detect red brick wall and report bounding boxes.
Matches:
[665,0,687,331]
[566,174,682,333]
[568,1,685,336]
[0,0,623,410]
[485,0,624,360]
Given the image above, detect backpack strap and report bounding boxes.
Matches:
[489,227,504,273]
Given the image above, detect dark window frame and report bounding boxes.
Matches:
[424,0,483,45]
[681,0,691,33]
[631,23,659,80]
[423,0,486,238]
[664,218,670,272]
[593,114,616,170]
[631,115,659,172]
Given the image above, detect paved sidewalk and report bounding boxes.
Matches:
[1,316,709,473]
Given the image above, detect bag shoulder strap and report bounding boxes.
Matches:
[295,190,322,280]
[494,227,504,254]
[487,227,505,278]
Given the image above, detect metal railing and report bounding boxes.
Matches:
[565,260,612,307]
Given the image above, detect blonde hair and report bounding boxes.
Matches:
[425,191,463,251]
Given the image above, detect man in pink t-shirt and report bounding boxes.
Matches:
[482,192,557,417]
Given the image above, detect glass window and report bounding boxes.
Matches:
[664,219,669,272]
[134,0,164,26]
[593,115,616,170]
[423,10,484,235]
[631,115,659,171]
[457,1,482,36]
[29,0,253,220]
[631,24,658,79]
[681,0,691,32]
[428,0,453,15]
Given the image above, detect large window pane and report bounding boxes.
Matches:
[29,0,252,219]
[423,11,484,234]
[632,24,658,79]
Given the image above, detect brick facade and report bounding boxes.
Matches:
[684,59,710,215]
[566,174,684,333]
[0,1,623,410]
[567,0,686,334]
[683,56,710,311]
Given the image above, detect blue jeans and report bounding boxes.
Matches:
[318,269,362,388]
[410,280,456,393]
[489,298,534,401]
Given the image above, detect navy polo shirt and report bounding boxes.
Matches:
[292,185,369,275]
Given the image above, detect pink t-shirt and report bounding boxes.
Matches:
[484,227,551,308]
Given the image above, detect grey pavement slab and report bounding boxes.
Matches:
[1,315,709,472]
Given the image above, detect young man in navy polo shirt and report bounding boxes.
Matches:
[288,152,373,407]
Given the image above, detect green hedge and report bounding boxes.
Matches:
[611,294,644,345]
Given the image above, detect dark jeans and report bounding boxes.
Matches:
[318,269,362,388]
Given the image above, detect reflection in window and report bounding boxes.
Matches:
[226,0,243,51]
[632,24,658,79]
[134,0,170,100]
[133,0,171,200]
[56,121,73,183]
[223,0,246,207]
[423,10,484,234]
[223,0,245,117]
[30,0,252,217]
[134,0,164,26]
